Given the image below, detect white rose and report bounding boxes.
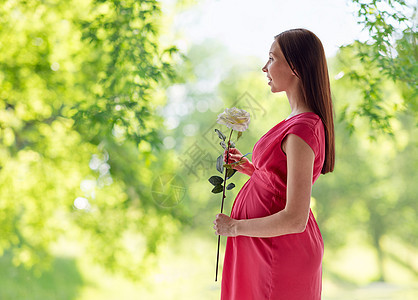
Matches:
[216,107,251,132]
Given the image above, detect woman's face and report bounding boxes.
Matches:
[262,41,296,93]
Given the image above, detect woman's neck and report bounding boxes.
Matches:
[285,86,313,119]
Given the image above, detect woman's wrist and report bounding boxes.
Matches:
[244,162,255,176]
[233,219,243,236]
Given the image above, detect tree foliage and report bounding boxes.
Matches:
[0,0,183,278]
[342,0,417,134]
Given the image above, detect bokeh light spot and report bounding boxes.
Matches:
[74,197,90,210]
[51,62,60,71]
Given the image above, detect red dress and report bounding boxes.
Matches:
[221,112,325,300]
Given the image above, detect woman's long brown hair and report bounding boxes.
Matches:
[275,28,335,174]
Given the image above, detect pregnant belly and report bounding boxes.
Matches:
[231,176,286,220]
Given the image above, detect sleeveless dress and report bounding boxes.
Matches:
[221,112,325,300]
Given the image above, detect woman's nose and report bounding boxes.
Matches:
[262,64,267,72]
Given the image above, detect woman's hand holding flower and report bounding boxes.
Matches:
[224,148,255,177]
[213,213,239,237]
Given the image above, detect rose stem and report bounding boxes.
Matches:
[215,128,234,282]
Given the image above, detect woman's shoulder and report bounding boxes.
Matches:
[282,112,325,156]
[284,112,322,132]
[285,112,324,140]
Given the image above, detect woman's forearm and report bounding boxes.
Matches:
[235,209,308,238]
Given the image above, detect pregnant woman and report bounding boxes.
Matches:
[213,28,335,299]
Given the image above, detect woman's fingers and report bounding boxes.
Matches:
[230,148,242,155]
[223,149,243,163]
[224,148,241,155]
[224,154,240,163]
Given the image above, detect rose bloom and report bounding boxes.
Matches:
[216,107,251,132]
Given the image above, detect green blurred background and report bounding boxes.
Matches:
[0,0,417,299]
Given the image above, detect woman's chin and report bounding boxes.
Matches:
[269,84,283,93]
[270,86,279,93]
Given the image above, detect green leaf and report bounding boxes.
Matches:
[237,131,242,141]
[229,141,235,148]
[226,168,237,180]
[208,175,223,186]
[226,183,235,190]
[211,184,223,194]
[215,129,226,141]
[216,155,224,174]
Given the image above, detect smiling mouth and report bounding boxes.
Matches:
[267,77,272,84]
